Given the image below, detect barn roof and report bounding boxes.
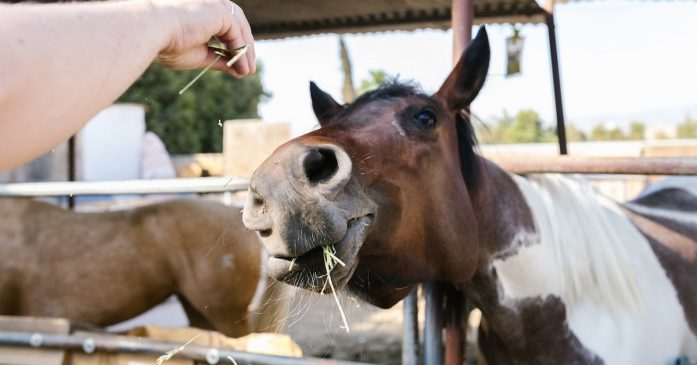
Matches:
[237,0,547,40]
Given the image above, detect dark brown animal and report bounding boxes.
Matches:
[242,28,697,364]
[0,198,285,337]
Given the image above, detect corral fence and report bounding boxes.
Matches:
[1,155,696,365]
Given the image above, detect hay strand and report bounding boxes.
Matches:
[322,245,350,333]
[155,335,199,365]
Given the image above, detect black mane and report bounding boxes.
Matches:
[354,80,424,104]
[338,80,425,118]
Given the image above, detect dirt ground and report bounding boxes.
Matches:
[281,292,406,364]
[109,290,479,364]
[108,293,406,364]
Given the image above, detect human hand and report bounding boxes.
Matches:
[153,0,256,77]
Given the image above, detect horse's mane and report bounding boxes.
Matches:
[349,79,424,108]
[345,80,482,189]
[511,174,646,313]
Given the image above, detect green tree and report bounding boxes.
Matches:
[339,36,357,103]
[676,116,697,139]
[476,109,564,144]
[357,70,388,95]
[501,109,546,143]
[627,121,646,140]
[118,64,268,154]
[590,123,625,141]
[565,123,587,142]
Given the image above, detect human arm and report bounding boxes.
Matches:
[0,0,255,170]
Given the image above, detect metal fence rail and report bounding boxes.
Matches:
[2,156,696,365]
[0,177,250,197]
[491,156,697,175]
[0,331,374,365]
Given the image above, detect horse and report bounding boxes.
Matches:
[0,197,287,337]
[241,27,697,364]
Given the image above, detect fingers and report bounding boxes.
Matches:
[218,1,255,76]
[156,0,256,78]
[233,4,256,74]
[210,49,243,78]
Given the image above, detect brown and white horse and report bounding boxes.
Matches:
[0,198,287,337]
[242,28,697,364]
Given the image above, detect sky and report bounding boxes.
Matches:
[253,1,697,137]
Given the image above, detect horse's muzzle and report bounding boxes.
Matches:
[242,141,376,286]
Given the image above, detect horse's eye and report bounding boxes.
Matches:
[413,110,437,128]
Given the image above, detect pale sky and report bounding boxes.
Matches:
[254,1,697,137]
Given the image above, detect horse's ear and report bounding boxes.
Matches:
[435,27,490,111]
[310,81,343,126]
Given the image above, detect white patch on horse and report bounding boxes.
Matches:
[391,120,406,137]
[221,253,235,269]
[493,174,697,365]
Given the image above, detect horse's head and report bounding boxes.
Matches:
[243,28,490,308]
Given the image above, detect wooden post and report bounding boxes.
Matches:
[545,0,568,155]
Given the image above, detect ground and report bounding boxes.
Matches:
[282,292,405,365]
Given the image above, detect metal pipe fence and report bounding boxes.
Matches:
[0,331,374,365]
[1,155,696,365]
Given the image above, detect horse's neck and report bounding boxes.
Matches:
[467,170,697,363]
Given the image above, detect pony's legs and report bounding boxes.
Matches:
[179,293,251,338]
[178,296,215,331]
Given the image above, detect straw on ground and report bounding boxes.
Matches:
[155,335,199,365]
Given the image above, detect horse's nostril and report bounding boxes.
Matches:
[259,229,272,238]
[303,148,339,185]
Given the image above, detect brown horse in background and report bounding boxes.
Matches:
[0,197,286,337]
[243,28,697,364]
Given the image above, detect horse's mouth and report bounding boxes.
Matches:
[266,213,375,292]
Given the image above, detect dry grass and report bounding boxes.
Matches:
[155,335,198,365]
[321,245,350,333]
[178,41,249,95]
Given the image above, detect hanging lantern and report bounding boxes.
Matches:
[506,28,524,77]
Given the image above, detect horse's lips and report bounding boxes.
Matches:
[266,214,374,292]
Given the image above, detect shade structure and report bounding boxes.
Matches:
[236,0,546,40]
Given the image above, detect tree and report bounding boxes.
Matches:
[676,116,697,139]
[627,121,646,140]
[565,123,587,142]
[358,70,388,95]
[476,109,562,144]
[589,121,647,141]
[118,64,268,154]
[590,123,625,141]
[501,109,547,143]
[339,36,357,103]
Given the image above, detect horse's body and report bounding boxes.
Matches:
[241,27,697,364]
[0,197,284,337]
[475,173,697,364]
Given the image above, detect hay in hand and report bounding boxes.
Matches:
[321,245,350,333]
[178,42,249,95]
[155,335,199,365]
